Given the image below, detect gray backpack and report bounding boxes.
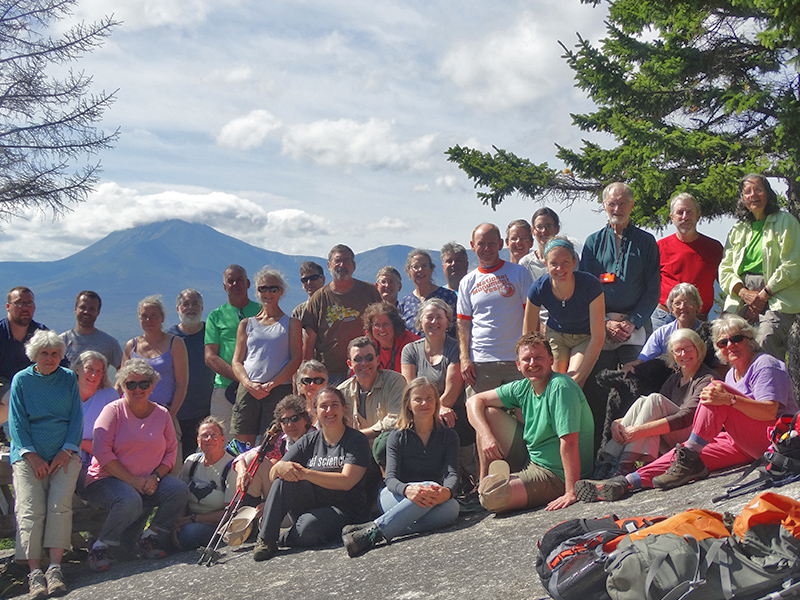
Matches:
[605,523,800,600]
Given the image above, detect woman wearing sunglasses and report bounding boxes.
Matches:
[295,359,329,419]
[576,314,797,502]
[231,267,302,446]
[233,395,316,502]
[83,359,189,571]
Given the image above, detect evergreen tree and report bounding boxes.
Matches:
[0,0,119,220]
[447,0,800,222]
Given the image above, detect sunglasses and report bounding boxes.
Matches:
[257,285,281,293]
[352,354,375,363]
[300,376,326,385]
[716,334,752,349]
[280,414,303,424]
[300,274,323,284]
[125,380,151,390]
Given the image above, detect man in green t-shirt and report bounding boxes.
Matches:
[466,332,594,512]
[204,265,261,439]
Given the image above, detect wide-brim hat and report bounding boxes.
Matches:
[223,506,259,546]
[478,460,511,512]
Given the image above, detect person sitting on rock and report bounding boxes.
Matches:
[466,332,594,512]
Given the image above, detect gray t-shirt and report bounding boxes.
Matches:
[401,336,462,401]
[61,328,123,368]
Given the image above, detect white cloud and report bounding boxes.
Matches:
[282,118,437,171]
[436,175,463,190]
[71,0,233,30]
[440,12,568,111]
[216,110,282,150]
[207,66,254,84]
[0,183,333,261]
[369,217,411,232]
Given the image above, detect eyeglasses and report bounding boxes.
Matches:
[300,274,322,284]
[280,414,303,424]
[9,300,34,308]
[605,202,630,210]
[533,224,556,232]
[352,354,375,363]
[199,433,221,441]
[300,376,326,385]
[716,334,752,349]
[257,285,281,293]
[125,380,152,390]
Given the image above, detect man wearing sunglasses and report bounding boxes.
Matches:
[301,245,381,386]
[338,336,405,502]
[205,265,261,440]
[291,261,326,321]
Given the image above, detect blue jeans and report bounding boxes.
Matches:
[374,484,459,541]
[84,475,190,548]
[650,307,675,331]
[176,522,216,550]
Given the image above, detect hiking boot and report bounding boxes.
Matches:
[27,569,47,600]
[653,444,709,490]
[253,538,278,562]
[342,523,385,558]
[87,546,114,572]
[592,452,618,480]
[44,564,66,597]
[136,535,167,560]
[341,521,374,537]
[575,476,630,502]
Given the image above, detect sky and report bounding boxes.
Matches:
[2,0,738,262]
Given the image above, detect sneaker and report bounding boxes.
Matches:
[457,489,485,514]
[575,476,630,502]
[136,535,167,560]
[342,523,385,558]
[87,546,114,572]
[652,444,709,490]
[27,569,47,600]
[44,565,66,597]
[252,538,278,562]
[341,521,374,537]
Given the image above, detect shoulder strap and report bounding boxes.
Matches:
[190,453,233,493]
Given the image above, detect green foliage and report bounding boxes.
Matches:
[446,0,800,223]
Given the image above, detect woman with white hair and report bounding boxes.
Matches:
[594,328,717,477]
[231,266,302,446]
[72,350,118,488]
[622,282,705,374]
[9,329,82,598]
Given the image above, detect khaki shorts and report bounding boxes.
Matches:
[505,420,565,508]
[546,325,591,364]
[231,383,292,436]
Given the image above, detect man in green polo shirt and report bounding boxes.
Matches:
[467,332,594,512]
[204,264,261,439]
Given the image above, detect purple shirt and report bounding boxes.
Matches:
[725,352,797,414]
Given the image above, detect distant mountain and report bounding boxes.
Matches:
[0,220,453,344]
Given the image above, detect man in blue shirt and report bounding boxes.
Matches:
[0,286,48,423]
[579,182,660,452]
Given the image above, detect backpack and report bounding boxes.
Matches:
[606,493,800,600]
[713,411,800,503]
[188,453,234,494]
[536,515,665,600]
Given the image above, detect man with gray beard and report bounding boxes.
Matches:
[169,289,215,459]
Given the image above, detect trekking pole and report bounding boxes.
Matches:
[197,430,276,566]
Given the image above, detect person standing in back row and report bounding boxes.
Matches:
[301,245,381,386]
[205,265,262,439]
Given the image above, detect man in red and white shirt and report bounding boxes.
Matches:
[457,223,533,395]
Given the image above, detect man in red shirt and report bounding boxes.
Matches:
[654,193,723,329]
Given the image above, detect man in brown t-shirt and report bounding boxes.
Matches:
[301,244,381,385]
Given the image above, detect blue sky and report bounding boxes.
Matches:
[3,0,736,261]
